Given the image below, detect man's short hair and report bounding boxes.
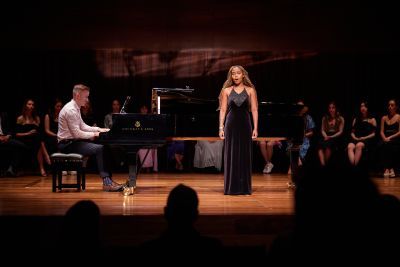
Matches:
[73,84,90,97]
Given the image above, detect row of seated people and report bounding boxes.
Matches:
[261,99,400,178]
[1,97,400,177]
[0,98,95,177]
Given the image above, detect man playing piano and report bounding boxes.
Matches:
[57,84,124,192]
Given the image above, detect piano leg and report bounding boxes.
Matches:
[123,151,138,196]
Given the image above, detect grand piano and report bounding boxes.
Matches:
[98,112,168,195]
[99,88,305,195]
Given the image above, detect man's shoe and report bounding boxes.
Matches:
[103,181,124,192]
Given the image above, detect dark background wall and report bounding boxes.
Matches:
[1,0,399,127]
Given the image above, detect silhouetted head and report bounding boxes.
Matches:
[63,200,100,246]
[164,184,199,227]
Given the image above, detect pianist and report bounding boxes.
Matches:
[57,84,124,192]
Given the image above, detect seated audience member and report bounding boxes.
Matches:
[259,140,284,174]
[81,100,97,127]
[139,184,222,263]
[268,164,400,265]
[378,99,400,177]
[317,101,345,166]
[137,104,158,172]
[167,141,185,171]
[287,99,315,175]
[15,99,50,176]
[103,98,126,169]
[43,98,63,156]
[0,111,26,176]
[193,140,224,171]
[56,200,103,264]
[103,99,121,128]
[44,98,72,175]
[347,100,376,166]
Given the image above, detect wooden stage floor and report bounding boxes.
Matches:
[1,172,399,248]
[1,172,399,216]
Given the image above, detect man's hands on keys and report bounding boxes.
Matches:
[91,128,110,140]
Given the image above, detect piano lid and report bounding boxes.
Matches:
[151,87,218,114]
[152,87,194,94]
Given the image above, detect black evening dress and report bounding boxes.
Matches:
[224,89,252,195]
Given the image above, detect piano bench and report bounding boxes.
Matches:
[50,153,87,192]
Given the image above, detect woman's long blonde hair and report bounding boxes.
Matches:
[218,65,256,110]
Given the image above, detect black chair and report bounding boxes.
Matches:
[51,153,86,192]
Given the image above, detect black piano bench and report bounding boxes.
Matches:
[51,153,86,192]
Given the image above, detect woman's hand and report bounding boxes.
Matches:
[29,129,38,135]
[219,129,225,139]
[252,129,258,139]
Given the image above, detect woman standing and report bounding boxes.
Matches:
[219,65,258,195]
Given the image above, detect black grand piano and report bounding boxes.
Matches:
[98,88,305,195]
[98,112,168,195]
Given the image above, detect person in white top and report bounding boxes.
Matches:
[193,140,223,171]
[57,84,124,192]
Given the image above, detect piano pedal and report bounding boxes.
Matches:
[123,186,136,196]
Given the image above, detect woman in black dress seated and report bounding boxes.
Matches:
[15,99,50,176]
[347,100,377,166]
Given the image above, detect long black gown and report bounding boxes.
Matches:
[224,89,252,195]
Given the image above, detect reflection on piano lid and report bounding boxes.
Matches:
[152,87,194,93]
[169,113,219,137]
[151,87,218,114]
[150,87,219,137]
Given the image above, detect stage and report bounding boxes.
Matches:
[1,172,399,250]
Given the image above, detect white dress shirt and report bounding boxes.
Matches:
[58,99,100,142]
